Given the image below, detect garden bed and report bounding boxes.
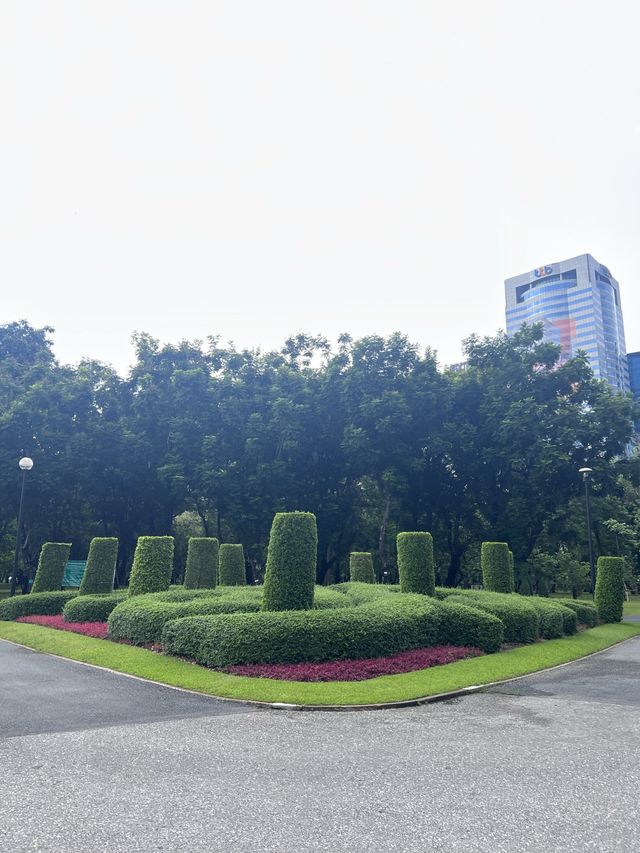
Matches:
[16,615,109,639]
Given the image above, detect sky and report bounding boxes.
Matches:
[2,1,639,374]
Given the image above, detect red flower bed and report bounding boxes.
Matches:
[225,645,482,682]
[16,614,109,639]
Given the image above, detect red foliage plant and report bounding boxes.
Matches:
[225,645,482,682]
[16,614,109,639]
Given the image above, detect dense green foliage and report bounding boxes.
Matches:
[349,552,375,584]
[78,538,118,595]
[397,532,435,596]
[263,512,317,611]
[595,556,624,623]
[128,537,174,596]
[441,590,539,644]
[555,598,598,628]
[32,543,72,593]
[183,537,219,589]
[0,590,77,620]
[63,591,127,623]
[481,542,513,593]
[218,544,246,586]
[436,600,504,653]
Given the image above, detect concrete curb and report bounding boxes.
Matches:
[1,628,639,712]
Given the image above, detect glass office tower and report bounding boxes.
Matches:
[505,254,630,393]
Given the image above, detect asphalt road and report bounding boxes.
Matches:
[1,636,639,853]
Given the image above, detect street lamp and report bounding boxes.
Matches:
[9,457,34,597]
[578,467,596,597]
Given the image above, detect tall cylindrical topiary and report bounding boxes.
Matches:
[481,542,512,593]
[184,537,219,589]
[78,537,118,595]
[263,512,317,611]
[218,544,246,586]
[508,550,515,593]
[595,556,624,623]
[128,536,174,596]
[349,552,375,584]
[397,532,435,596]
[32,543,72,593]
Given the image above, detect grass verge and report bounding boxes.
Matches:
[0,620,638,707]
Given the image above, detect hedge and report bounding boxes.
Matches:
[397,532,435,596]
[349,552,375,584]
[162,595,444,667]
[78,538,118,595]
[437,600,504,653]
[481,542,512,593]
[108,587,264,645]
[218,544,246,586]
[595,556,624,623]
[32,543,72,593]
[555,599,598,628]
[128,537,174,596]
[63,591,127,623]
[331,582,397,605]
[447,591,539,644]
[0,590,77,620]
[263,512,317,611]
[526,599,565,639]
[184,538,219,589]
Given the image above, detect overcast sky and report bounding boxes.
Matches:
[2,1,639,374]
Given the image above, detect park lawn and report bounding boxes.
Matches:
[624,596,640,617]
[0,620,638,707]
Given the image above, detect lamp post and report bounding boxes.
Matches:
[579,467,596,597]
[9,457,34,597]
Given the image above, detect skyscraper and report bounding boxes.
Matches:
[505,254,630,392]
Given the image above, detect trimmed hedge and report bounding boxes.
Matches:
[78,538,118,595]
[218,544,246,586]
[397,532,435,596]
[526,599,564,639]
[595,556,624,623]
[481,542,512,593]
[184,538,219,589]
[447,591,539,644]
[32,543,72,593]
[63,591,127,623]
[331,582,398,605]
[263,512,317,611]
[555,599,598,628]
[162,595,444,667]
[349,552,375,584]
[437,600,504,653]
[128,537,174,597]
[0,590,77,620]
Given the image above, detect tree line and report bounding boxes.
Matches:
[1,319,637,593]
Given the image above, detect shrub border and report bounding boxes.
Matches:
[0,621,637,709]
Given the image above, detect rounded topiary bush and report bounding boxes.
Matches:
[31,543,72,593]
[447,591,539,644]
[437,600,504,653]
[263,512,317,611]
[128,536,174,597]
[78,537,118,595]
[63,591,127,623]
[595,556,624,623]
[397,532,435,596]
[218,544,246,586]
[555,599,598,628]
[349,552,375,584]
[0,590,77,620]
[481,542,512,593]
[184,537,219,589]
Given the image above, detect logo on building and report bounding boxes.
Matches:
[534,266,553,278]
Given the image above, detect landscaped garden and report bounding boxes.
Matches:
[1,513,637,707]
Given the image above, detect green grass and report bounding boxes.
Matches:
[624,596,640,617]
[0,620,638,706]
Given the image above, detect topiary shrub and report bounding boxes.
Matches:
[481,542,512,593]
[263,512,317,611]
[78,537,118,595]
[447,590,539,644]
[0,590,77,620]
[437,600,504,653]
[63,591,127,623]
[397,532,435,596]
[31,543,72,593]
[128,536,174,597]
[184,538,219,589]
[331,582,398,605]
[162,595,444,667]
[555,599,598,628]
[595,556,624,623]
[349,552,375,584]
[218,544,246,586]
[526,599,565,639]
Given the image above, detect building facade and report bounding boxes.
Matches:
[505,254,630,393]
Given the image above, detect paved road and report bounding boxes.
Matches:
[1,637,639,853]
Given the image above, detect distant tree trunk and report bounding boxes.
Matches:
[378,491,391,581]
